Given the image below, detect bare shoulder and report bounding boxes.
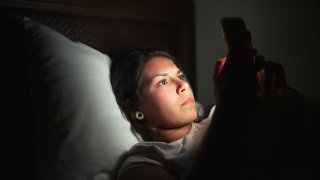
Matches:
[118,165,177,180]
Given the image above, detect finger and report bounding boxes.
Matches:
[263,61,287,97]
[213,57,227,79]
[273,62,287,90]
[254,55,265,72]
[263,61,275,97]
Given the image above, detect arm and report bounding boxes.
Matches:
[187,29,320,179]
[119,165,177,180]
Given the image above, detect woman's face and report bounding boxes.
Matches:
[137,56,197,129]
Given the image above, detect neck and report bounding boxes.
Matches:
[151,123,193,143]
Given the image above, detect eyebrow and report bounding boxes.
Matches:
[151,69,182,80]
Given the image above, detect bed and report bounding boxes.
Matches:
[0,0,196,180]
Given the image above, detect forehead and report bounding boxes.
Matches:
[142,56,178,76]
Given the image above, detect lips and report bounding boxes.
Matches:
[181,97,194,106]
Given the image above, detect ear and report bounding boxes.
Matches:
[124,98,139,120]
[130,111,136,121]
[123,99,131,109]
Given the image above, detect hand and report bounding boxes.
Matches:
[213,30,258,105]
[199,30,320,180]
[255,57,298,99]
[213,30,295,104]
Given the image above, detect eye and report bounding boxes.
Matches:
[157,79,167,86]
[178,74,186,80]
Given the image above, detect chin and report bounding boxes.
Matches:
[188,110,198,121]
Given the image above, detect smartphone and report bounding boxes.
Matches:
[221,17,266,93]
[220,17,249,52]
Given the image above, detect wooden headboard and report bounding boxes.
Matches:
[0,0,197,93]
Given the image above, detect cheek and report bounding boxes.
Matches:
[140,89,177,115]
[141,90,172,110]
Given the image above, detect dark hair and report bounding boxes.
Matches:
[110,49,182,140]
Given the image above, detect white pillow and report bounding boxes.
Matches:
[24,18,138,180]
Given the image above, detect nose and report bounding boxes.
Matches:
[176,79,189,95]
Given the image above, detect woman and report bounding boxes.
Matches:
[111,49,215,180]
[110,46,319,179]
